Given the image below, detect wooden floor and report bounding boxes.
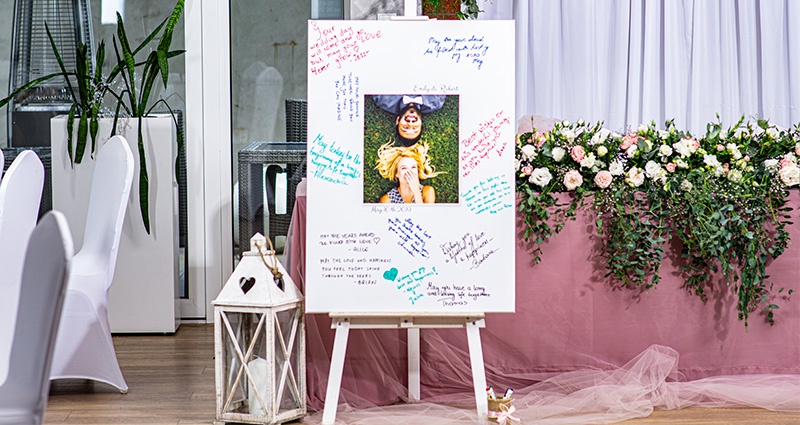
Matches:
[44,324,800,424]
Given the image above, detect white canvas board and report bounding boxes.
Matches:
[306,19,515,314]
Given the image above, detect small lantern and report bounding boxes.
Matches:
[214,233,306,424]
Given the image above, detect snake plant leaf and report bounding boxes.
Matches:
[106,17,168,82]
[0,72,62,109]
[116,13,138,111]
[90,105,99,158]
[67,104,77,166]
[137,122,151,234]
[75,112,88,164]
[157,0,185,87]
[45,23,77,102]
[138,53,161,116]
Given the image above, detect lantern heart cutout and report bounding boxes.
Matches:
[373,237,381,245]
[239,276,256,294]
[382,267,398,281]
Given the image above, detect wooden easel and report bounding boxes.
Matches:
[321,313,488,424]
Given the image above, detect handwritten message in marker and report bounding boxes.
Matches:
[387,217,432,258]
[382,266,439,305]
[319,256,391,285]
[426,282,492,307]
[334,73,361,122]
[462,174,513,215]
[439,231,498,270]
[309,22,382,75]
[423,34,490,70]
[309,133,362,185]
[318,232,381,253]
[460,110,512,178]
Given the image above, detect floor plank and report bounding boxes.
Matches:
[43,323,800,424]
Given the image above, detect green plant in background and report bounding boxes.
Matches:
[363,96,460,203]
[423,0,485,20]
[516,117,797,328]
[0,0,185,234]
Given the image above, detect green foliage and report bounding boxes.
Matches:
[516,117,799,328]
[363,96,460,203]
[0,1,186,234]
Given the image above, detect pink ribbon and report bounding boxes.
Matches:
[496,405,520,425]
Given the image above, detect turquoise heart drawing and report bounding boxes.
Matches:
[382,267,398,281]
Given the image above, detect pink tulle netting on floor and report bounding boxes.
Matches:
[300,345,800,425]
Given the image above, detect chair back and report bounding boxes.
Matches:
[0,148,4,181]
[0,211,73,424]
[0,150,44,386]
[78,136,134,289]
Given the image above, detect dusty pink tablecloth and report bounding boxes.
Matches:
[287,190,800,410]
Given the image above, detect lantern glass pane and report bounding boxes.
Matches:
[222,311,269,415]
[275,308,302,411]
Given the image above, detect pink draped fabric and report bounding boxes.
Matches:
[286,184,800,415]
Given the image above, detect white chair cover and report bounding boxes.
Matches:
[0,148,4,181]
[0,211,73,425]
[50,136,134,393]
[0,151,45,387]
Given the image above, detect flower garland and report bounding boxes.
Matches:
[516,117,798,328]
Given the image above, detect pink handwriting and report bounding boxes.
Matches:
[460,110,512,177]
[310,22,382,75]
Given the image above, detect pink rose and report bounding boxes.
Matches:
[780,157,794,169]
[620,132,638,150]
[744,155,750,162]
[593,170,613,189]
[795,146,800,156]
[665,163,677,173]
[534,132,546,147]
[522,164,534,176]
[563,169,584,191]
[716,144,724,152]
[570,145,585,163]
[690,138,700,149]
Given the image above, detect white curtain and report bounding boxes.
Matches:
[481,0,800,135]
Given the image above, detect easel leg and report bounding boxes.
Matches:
[466,320,488,418]
[407,328,420,401]
[322,319,350,425]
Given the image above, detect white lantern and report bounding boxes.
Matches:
[214,234,306,424]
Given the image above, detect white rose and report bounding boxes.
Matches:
[675,158,689,169]
[563,170,584,191]
[580,153,597,169]
[561,120,570,126]
[680,179,693,191]
[608,160,625,176]
[644,160,662,179]
[658,130,670,140]
[552,147,566,162]
[528,167,553,187]
[703,154,721,168]
[626,144,638,158]
[658,144,673,157]
[766,127,780,139]
[577,119,584,125]
[560,128,576,141]
[763,159,780,173]
[520,144,537,160]
[719,129,728,140]
[596,145,608,157]
[625,167,645,187]
[778,164,800,187]
[727,169,743,183]
[590,129,611,145]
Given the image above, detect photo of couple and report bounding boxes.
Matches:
[363,94,459,204]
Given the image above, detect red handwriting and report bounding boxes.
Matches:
[310,22,382,75]
[460,110,512,178]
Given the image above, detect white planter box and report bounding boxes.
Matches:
[51,116,180,333]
